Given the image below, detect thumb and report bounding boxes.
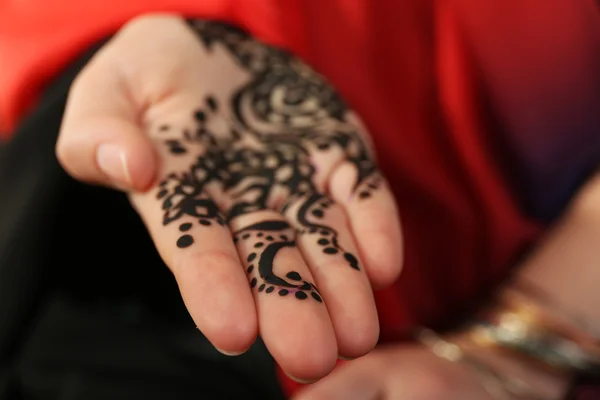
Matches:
[57,15,201,191]
[293,364,382,400]
[56,51,157,191]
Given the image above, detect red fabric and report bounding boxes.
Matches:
[1,0,598,397]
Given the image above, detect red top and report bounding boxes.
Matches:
[2,0,599,396]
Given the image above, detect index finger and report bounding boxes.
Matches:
[129,128,258,354]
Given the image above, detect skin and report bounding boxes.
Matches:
[292,345,500,400]
[57,15,403,382]
[292,341,570,399]
[296,168,600,398]
[57,14,598,397]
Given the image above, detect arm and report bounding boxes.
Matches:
[56,15,404,382]
[452,170,600,399]
[295,173,600,400]
[516,171,600,332]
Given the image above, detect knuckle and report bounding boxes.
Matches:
[344,323,380,356]
[173,250,240,278]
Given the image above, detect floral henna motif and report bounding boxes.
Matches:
[155,20,382,301]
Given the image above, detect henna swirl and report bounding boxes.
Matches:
[155,21,382,301]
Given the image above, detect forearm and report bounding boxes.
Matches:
[451,171,600,398]
[515,170,600,334]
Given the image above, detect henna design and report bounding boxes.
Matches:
[155,21,383,301]
[233,220,322,301]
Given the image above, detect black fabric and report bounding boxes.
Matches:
[0,44,285,400]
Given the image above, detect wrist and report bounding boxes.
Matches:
[447,278,600,399]
[449,330,573,400]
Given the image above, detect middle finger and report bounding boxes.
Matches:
[230,210,338,381]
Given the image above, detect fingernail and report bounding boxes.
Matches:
[96,144,131,186]
[285,372,317,385]
[215,347,245,356]
[338,355,356,361]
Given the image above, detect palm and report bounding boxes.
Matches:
[127,19,402,381]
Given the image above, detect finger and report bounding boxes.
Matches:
[57,54,157,191]
[129,152,258,354]
[57,15,209,192]
[293,358,382,400]
[329,162,403,289]
[230,211,338,382]
[283,193,379,359]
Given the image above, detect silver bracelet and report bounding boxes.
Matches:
[471,320,600,374]
[417,328,548,400]
[468,287,600,375]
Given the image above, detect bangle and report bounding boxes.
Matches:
[513,278,600,340]
[417,328,546,400]
[466,288,600,374]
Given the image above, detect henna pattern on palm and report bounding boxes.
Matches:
[156,20,382,301]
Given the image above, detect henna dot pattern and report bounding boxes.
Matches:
[165,139,187,155]
[344,252,360,270]
[176,235,194,249]
[232,221,322,300]
[286,271,302,281]
[295,291,308,300]
[155,20,384,302]
[179,223,192,232]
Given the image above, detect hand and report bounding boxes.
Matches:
[293,331,571,400]
[292,344,497,400]
[56,15,403,381]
